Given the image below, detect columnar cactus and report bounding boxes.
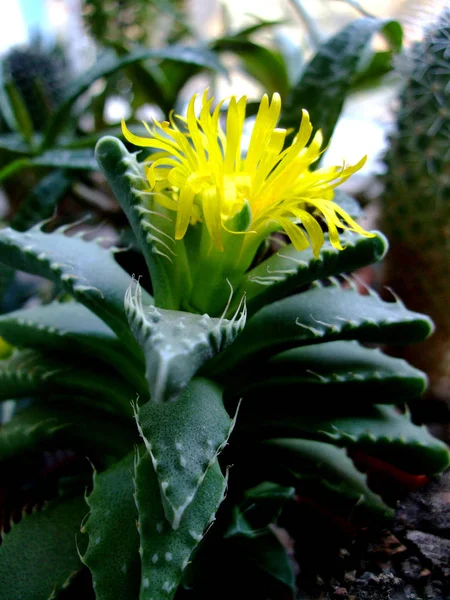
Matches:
[380,8,450,399]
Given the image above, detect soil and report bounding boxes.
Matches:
[294,461,450,600]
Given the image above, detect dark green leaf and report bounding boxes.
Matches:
[134,451,226,600]
[83,453,140,600]
[283,18,401,148]
[0,496,88,600]
[135,378,233,528]
[235,231,387,317]
[219,279,433,372]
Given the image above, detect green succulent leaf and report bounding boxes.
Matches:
[134,378,233,528]
[125,279,245,403]
[257,405,450,475]
[236,231,387,317]
[95,135,184,310]
[0,225,152,350]
[82,453,140,600]
[265,438,393,519]
[229,340,428,402]
[283,17,401,147]
[218,278,434,372]
[0,349,133,415]
[0,149,98,182]
[0,495,88,600]
[134,450,226,600]
[0,301,146,395]
[0,403,136,464]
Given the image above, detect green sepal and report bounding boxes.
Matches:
[82,453,140,600]
[0,301,146,395]
[236,231,387,316]
[0,224,152,350]
[0,403,137,465]
[216,279,434,372]
[256,405,450,475]
[265,438,393,520]
[228,340,428,402]
[134,378,233,528]
[126,279,245,403]
[0,495,88,600]
[134,450,227,600]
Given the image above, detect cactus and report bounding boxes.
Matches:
[379,8,450,400]
[3,41,67,132]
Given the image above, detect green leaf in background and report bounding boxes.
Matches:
[42,46,226,149]
[135,378,233,528]
[213,38,290,98]
[0,496,88,600]
[11,170,72,231]
[282,18,402,149]
[83,453,140,600]
[0,149,98,182]
[134,450,226,600]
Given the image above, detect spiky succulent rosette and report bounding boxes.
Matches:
[0,89,447,600]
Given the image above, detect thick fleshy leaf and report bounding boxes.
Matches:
[82,453,140,600]
[282,18,401,147]
[0,495,88,600]
[236,231,387,316]
[126,278,245,403]
[134,378,233,528]
[0,349,133,415]
[256,405,450,475]
[228,340,428,402]
[95,135,183,310]
[0,301,146,395]
[217,279,434,372]
[0,403,137,464]
[265,438,393,519]
[0,149,98,182]
[0,224,152,349]
[134,451,226,600]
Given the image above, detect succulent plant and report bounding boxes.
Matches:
[0,82,448,600]
[379,7,450,400]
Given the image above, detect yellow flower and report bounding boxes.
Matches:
[122,90,372,257]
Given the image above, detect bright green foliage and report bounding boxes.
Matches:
[0,15,448,600]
